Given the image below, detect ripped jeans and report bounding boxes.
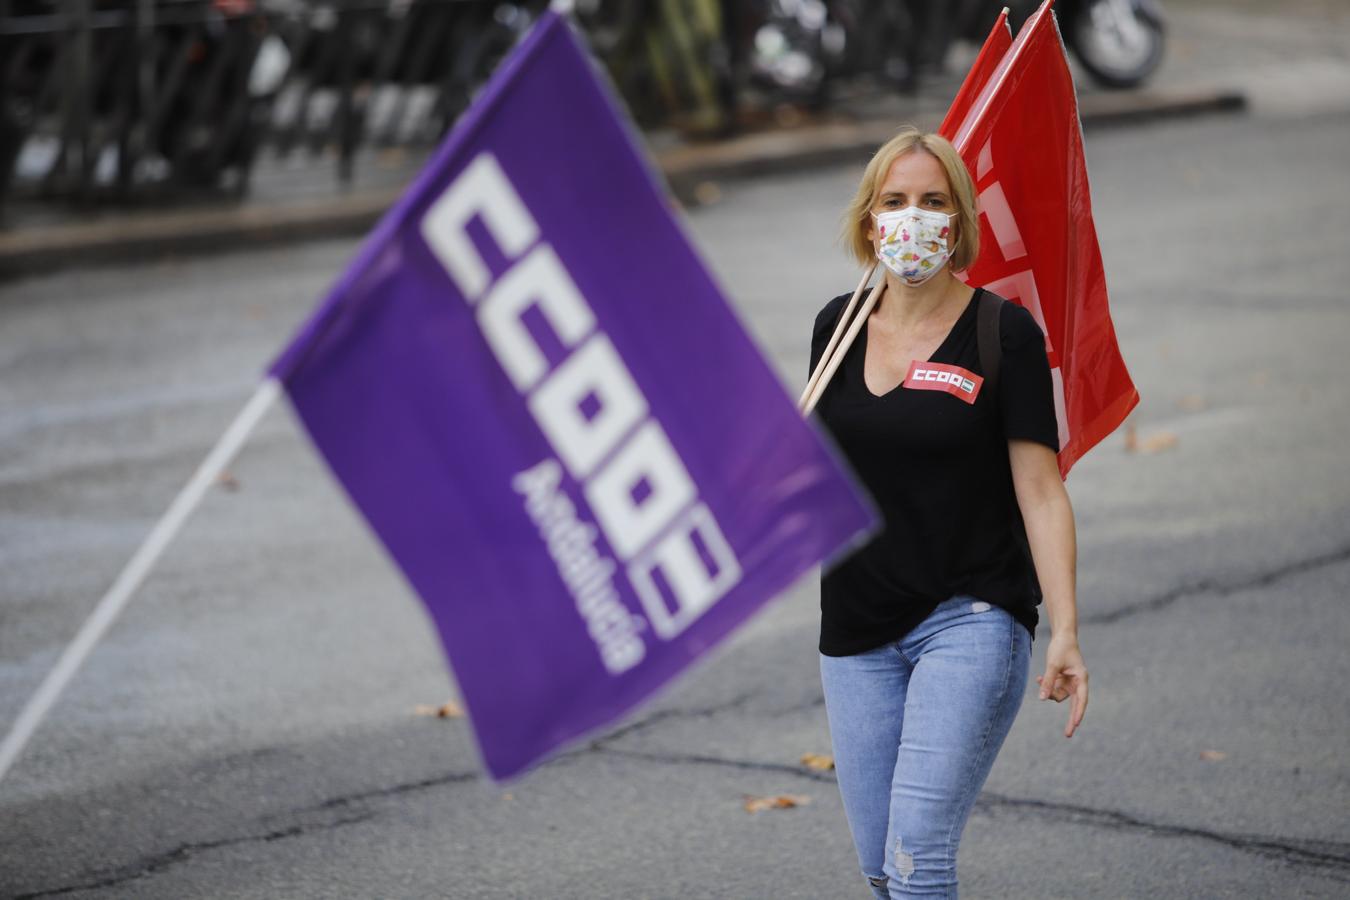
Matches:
[819,595,1030,900]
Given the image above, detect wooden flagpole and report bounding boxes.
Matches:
[800,270,886,416]
[798,263,877,413]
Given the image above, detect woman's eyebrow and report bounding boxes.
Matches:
[879,189,949,199]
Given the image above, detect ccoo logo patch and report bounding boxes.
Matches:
[903,361,984,404]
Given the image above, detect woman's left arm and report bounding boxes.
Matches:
[1009,439,1088,738]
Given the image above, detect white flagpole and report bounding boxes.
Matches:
[801,277,886,416]
[0,378,283,787]
[798,262,877,412]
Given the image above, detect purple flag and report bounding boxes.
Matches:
[270,10,876,780]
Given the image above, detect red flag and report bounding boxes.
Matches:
[944,1,1138,477]
[938,8,1012,139]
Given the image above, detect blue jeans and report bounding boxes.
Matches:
[819,595,1031,900]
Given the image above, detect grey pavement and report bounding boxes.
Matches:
[3,2,1350,899]
[3,104,1350,899]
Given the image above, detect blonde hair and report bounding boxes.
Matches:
[840,127,980,272]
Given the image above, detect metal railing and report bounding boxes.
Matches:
[1,0,569,204]
[0,0,999,208]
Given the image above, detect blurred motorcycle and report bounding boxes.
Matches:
[1057,0,1166,89]
[746,0,1167,113]
[959,0,1166,90]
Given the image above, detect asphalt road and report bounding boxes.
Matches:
[4,81,1350,900]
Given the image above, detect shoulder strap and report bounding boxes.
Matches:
[977,290,1005,396]
[978,289,1038,597]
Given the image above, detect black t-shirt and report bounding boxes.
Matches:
[809,287,1060,656]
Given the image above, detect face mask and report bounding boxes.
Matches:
[873,206,957,285]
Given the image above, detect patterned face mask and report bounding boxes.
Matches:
[873,206,957,285]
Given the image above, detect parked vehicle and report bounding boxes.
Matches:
[1057,0,1166,90]
[977,0,1166,90]
[744,0,1167,115]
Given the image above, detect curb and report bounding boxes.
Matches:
[1075,85,1247,128]
[0,189,403,281]
[0,86,1245,281]
[660,86,1247,197]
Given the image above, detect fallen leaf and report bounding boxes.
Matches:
[799,752,835,771]
[414,701,464,719]
[1140,432,1179,454]
[1123,422,1138,453]
[743,793,811,814]
[693,181,723,206]
[216,471,240,491]
[1199,749,1227,762]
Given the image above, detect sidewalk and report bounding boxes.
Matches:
[7,0,1345,281]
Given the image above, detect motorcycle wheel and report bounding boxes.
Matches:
[1066,0,1165,90]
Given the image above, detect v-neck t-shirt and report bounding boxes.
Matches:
[809,287,1060,656]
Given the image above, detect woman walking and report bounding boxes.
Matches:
[808,127,1088,899]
